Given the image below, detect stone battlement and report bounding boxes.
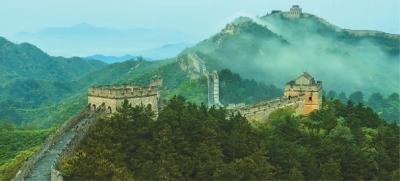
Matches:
[227,95,305,122]
[284,72,322,114]
[12,104,99,181]
[88,84,157,99]
[227,72,322,121]
[222,24,236,34]
[268,5,303,18]
[88,84,159,116]
[51,103,106,181]
[284,80,322,92]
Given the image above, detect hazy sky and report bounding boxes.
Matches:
[0,0,399,39]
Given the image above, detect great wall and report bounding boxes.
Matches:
[12,50,322,180]
[227,95,305,122]
[205,70,223,108]
[11,5,330,179]
[11,103,107,181]
[267,5,400,39]
[87,84,159,116]
[13,48,320,181]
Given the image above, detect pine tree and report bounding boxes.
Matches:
[320,157,342,180]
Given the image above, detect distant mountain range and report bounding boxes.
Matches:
[0,36,106,82]
[83,54,139,64]
[134,43,194,60]
[10,23,200,58]
[83,43,194,63]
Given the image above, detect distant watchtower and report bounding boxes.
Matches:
[88,84,159,116]
[284,5,302,18]
[284,72,322,114]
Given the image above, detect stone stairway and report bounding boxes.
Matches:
[23,116,86,181]
[207,71,223,108]
[208,74,215,107]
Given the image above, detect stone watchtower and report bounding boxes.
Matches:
[88,84,159,116]
[284,72,322,114]
[284,5,302,18]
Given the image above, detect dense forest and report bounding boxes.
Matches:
[325,90,400,123]
[58,96,399,180]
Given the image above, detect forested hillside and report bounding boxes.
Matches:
[0,37,106,82]
[58,96,399,180]
[0,36,108,125]
[0,58,171,127]
[182,15,399,96]
[1,10,399,180]
[2,10,399,127]
[169,69,282,105]
[325,90,400,123]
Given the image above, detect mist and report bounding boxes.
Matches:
[193,14,399,97]
[252,15,399,96]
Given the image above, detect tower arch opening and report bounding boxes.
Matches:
[88,84,159,116]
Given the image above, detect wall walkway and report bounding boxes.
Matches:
[11,103,106,181]
[227,95,305,122]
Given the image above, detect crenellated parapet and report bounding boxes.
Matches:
[88,84,159,116]
[284,79,322,94]
[227,72,322,121]
[227,95,305,122]
[284,72,323,114]
[267,5,302,18]
[222,23,236,34]
[51,103,106,181]
[88,84,157,98]
[13,104,104,181]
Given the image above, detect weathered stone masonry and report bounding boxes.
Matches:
[228,95,305,122]
[88,84,159,116]
[228,72,322,122]
[51,103,107,181]
[284,72,323,114]
[12,104,106,181]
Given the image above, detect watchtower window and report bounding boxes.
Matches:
[147,104,152,111]
[309,96,312,101]
[288,95,291,100]
[108,106,112,114]
[92,104,96,111]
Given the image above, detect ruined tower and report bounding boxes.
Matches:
[88,84,159,116]
[205,70,223,108]
[284,72,322,114]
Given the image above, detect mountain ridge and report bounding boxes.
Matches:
[180,12,399,96]
[0,37,107,82]
[0,8,399,127]
[11,23,201,57]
